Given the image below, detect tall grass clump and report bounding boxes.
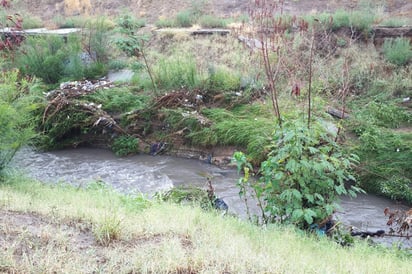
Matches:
[382,37,412,66]
[206,65,241,92]
[349,102,412,202]
[187,105,274,164]
[198,15,229,28]
[153,54,203,90]
[155,17,176,28]
[175,10,196,28]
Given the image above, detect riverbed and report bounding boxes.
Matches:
[11,147,411,249]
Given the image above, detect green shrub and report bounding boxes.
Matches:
[234,119,361,228]
[116,14,146,30]
[108,59,128,70]
[82,17,113,64]
[0,70,39,173]
[111,136,139,156]
[16,35,83,84]
[198,15,229,28]
[155,18,176,28]
[382,37,412,66]
[379,17,412,27]
[21,14,43,29]
[175,10,196,28]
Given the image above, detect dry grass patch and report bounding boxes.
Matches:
[1,177,412,273]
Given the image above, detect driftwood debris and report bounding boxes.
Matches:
[373,26,412,47]
[42,79,126,135]
[326,107,350,119]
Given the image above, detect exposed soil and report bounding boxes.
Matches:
[0,209,194,272]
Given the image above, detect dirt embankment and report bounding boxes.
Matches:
[14,0,412,26]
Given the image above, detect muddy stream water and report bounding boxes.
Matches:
[11,147,411,249]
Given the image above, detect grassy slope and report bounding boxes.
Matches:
[0,176,410,273]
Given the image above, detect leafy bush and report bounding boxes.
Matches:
[16,36,68,84]
[234,119,361,228]
[111,136,139,156]
[382,37,412,66]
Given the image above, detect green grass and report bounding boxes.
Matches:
[85,87,151,113]
[383,37,412,66]
[198,14,230,28]
[186,105,275,164]
[0,175,411,273]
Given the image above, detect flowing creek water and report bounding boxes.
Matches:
[11,147,411,249]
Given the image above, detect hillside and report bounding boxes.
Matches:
[13,0,412,27]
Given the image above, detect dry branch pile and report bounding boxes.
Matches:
[42,79,126,137]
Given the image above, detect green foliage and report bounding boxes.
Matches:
[117,14,146,29]
[20,14,43,29]
[379,17,412,27]
[15,33,107,84]
[353,102,411,130]
[315,5,377,35]
[16,35,68,84]
[41,104,92,149]
[380,176,412,202]
[93,213,122,246]
[82,17,113,64]
[175,10,196,28]
[52,15,88,28]
[108,59,128,70]
[111,136,139,156]
[85,87,150,113]
[235,120,361,228]
[154,54,202,90]
[349,101,412,202]
[113,15,148,57]
[198,15,229,28]
[155,185,212,209]
[113,14,157,93]
[382,38,412,66]
[188,106,273,164]
[155,18,176,28]
[0,70,40,173]
[207,65,241,92]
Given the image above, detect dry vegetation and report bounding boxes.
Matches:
[1,177,411,273]
[13,0,412,27]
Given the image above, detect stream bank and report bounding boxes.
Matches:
[11,147,412,249]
